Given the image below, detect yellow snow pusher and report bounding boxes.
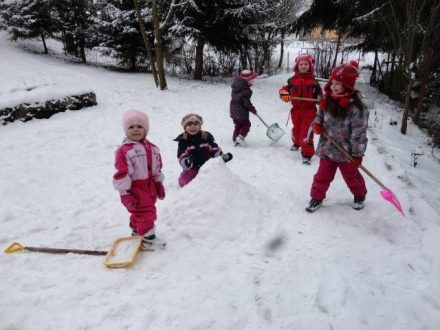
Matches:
[4,235,143,268]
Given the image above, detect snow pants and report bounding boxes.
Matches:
[178,169,199,187]
[232,119,251,141]
[291,108,316,158]
[128,180,157,235]
[310,158,367,200]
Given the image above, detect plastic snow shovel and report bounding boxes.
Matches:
[254,113,286,142]
[322,131,404,216]
[4,236,143,268]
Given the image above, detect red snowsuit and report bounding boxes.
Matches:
[280,72,322,158]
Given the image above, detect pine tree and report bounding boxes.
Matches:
[52,0,97,63]
[1,0,55,54]
[94,0,147,71]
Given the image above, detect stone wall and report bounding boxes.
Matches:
[0,92,97,125]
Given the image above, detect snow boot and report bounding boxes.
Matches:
[302,156,311,165]
[236,134,246,146]
[141,227,166,251]
[290,144,300,151]
[305,199,323,213]
[352,196,365,210]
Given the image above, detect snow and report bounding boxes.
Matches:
[1,32,440,329]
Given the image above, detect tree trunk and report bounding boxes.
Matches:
[332,34,341,68]
[401,80,412,134]
[41,33,48,54]
[277,41,284,69]
[370,50,378,83]
[414,48,433,125]
[133,0,159,87]
[79,44,86,64]
[193,34,205,80]
[151,0,167,90]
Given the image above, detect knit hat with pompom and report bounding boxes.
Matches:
[293,54,315,73]
[320,61,360,109]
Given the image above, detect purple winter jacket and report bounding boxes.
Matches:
[229,76,256,120]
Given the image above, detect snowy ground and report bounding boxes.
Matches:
[1,32,440,330]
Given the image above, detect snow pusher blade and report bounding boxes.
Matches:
[103,236,143,268]
[254,113,286,142]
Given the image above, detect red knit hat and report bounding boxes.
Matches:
[122,109,149,136]
[328,60,359,91]
[293,54,314,73]
[181,113,203,128]
[239,70,258,81]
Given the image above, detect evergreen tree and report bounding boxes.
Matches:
[1,0,55,54]
[94,0,148,71]
[52,0,97,63]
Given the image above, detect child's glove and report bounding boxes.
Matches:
[155,182,165,200]
[249,107,257,115]
[279,88,291,102]
[121,194,137,212]
[180,156,193,170]
[352,157,363,167]
[222,152,233,163]
[312,123,324,135]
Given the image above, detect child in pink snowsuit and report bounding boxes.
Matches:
[113,109,165,249]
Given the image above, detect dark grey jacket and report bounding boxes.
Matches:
[229,76,256,120]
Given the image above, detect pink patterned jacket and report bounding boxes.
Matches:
[113,138,164,205]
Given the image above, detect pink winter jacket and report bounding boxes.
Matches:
[113,138,164,209]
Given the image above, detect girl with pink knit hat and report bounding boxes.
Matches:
[113,109,165,249]
[175,113,233,187]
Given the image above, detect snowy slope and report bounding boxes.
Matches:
[1,32,440,330]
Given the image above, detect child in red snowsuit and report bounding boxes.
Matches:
[279,54,322,164]
[113,109,165,249]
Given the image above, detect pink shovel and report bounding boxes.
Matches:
[322,131,404,216]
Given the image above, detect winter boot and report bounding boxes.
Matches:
[302,156,311,165]
[236,134,246,146]
[352,196,365,210]
[305,199,323,213]
[290,144,300,151]
[141,227,166,251]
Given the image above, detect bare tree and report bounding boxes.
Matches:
[133,0,159,87]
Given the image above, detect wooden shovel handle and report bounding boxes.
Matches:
[254,113,269,128]
[25,246,107,256]
[291,96,321,102]
[322,131,388,190]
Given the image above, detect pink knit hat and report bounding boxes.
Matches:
[181,113,203,128]
[122,109,149,135]
[239,70,258,81]
[293,54,314,73]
